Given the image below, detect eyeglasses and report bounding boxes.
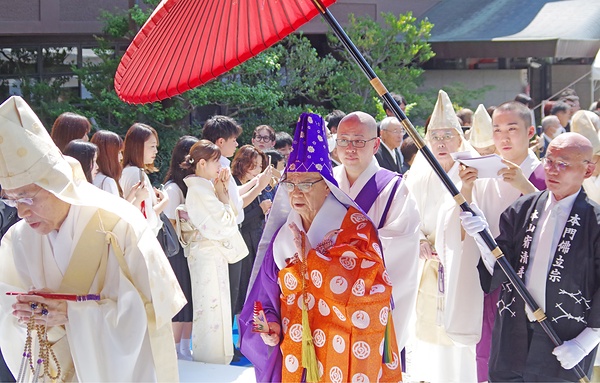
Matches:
[542,157,591,172]
[0,187,42,208]
[280,178,324,193]
[335,137,377,148]
[382,129,405,135]
[254,135,273,143]
[430,133,458,142]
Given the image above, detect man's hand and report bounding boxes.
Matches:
[13,290,68,327]
[419,240,437,260]
[553,328,600,370]
[498,159,537,195]
[260,322,281,346]
[459,165,478,203]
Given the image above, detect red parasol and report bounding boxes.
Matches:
[114,2,589,379]
[114,0,335,104]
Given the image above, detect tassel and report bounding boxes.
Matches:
[436,262,445,326]
[382,316,394,364]
[301,302,319,383]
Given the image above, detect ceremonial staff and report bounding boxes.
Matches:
[114,0,589,380]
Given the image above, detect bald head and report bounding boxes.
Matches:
[338,111,377,137]
[548,133,593,162]
[544,132,595,200]
[336,111,380,184]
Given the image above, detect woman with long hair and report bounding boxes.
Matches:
[90,130,124,196]
[51,112,92,152]
[120,123,167,235]
[63,139,99,183]
[162,135,198,361]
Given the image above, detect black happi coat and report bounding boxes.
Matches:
[479,189,600,381]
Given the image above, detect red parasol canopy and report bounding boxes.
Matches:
[114,0,336,104]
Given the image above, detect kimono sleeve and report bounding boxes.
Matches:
[239,239,283,383]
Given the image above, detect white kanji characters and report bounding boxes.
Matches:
[563,227,577,241]
[530,210,539,220]
[520,250,529,264]
[497,297,517,317]
[568,214,581,227]
[522,235,533,249]
[557,240,571,254]
[501,281,513,292]
[551,254,565,269]
[548,269,562,283]
[517,266,525,279]
[526,223,536,233]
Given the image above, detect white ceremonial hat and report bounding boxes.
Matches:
[469,104,494,148]
[571,110,600,154]
[427,90,463,137]
[0,96,84,204]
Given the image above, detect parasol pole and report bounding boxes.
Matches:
[310,1,589,381]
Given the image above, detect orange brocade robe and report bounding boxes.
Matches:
[278,207,402,383]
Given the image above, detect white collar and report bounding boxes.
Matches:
[545,189,579,215]
[48,204,80,275]
[335,157,380,198]
[272,194,346,269]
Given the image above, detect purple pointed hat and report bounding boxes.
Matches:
[285,112,337,186]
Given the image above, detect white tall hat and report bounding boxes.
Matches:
[427,90,463,137]
[571,110,600,155]
[0,96,82,203]
[469,104,494,148]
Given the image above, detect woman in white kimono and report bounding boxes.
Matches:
[182,139,248,364]
[405,90,480,383]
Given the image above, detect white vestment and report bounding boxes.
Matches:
[583,175,600,205]
[404,152,478,383]
[0,190,185,382]
[184,176,244,365]
[334,158,420,350]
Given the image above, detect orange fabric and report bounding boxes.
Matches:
[278,207,402,382]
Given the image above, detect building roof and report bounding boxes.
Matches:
[421,0,600,58]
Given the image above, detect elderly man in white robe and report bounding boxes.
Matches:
[0,96,185,382]
[405,90,480,383]
[332,111,421,358]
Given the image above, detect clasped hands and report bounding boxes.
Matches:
[12,289,68,327]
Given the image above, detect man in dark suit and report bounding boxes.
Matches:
[375,116,409,174]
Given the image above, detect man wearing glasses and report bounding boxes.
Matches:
[376,116,408,174]
[461,132,600,382]
[333,111,420,360]
[0,96,185,382]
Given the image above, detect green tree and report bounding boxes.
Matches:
[327,12,435,119]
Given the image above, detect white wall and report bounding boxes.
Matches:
[419,69,527,108]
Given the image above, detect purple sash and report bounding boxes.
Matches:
[354,169,402,229]
[528,163,546,191]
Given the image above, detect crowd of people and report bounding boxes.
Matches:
[0,86,598,383]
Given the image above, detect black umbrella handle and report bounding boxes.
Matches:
[312,1,589,381]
